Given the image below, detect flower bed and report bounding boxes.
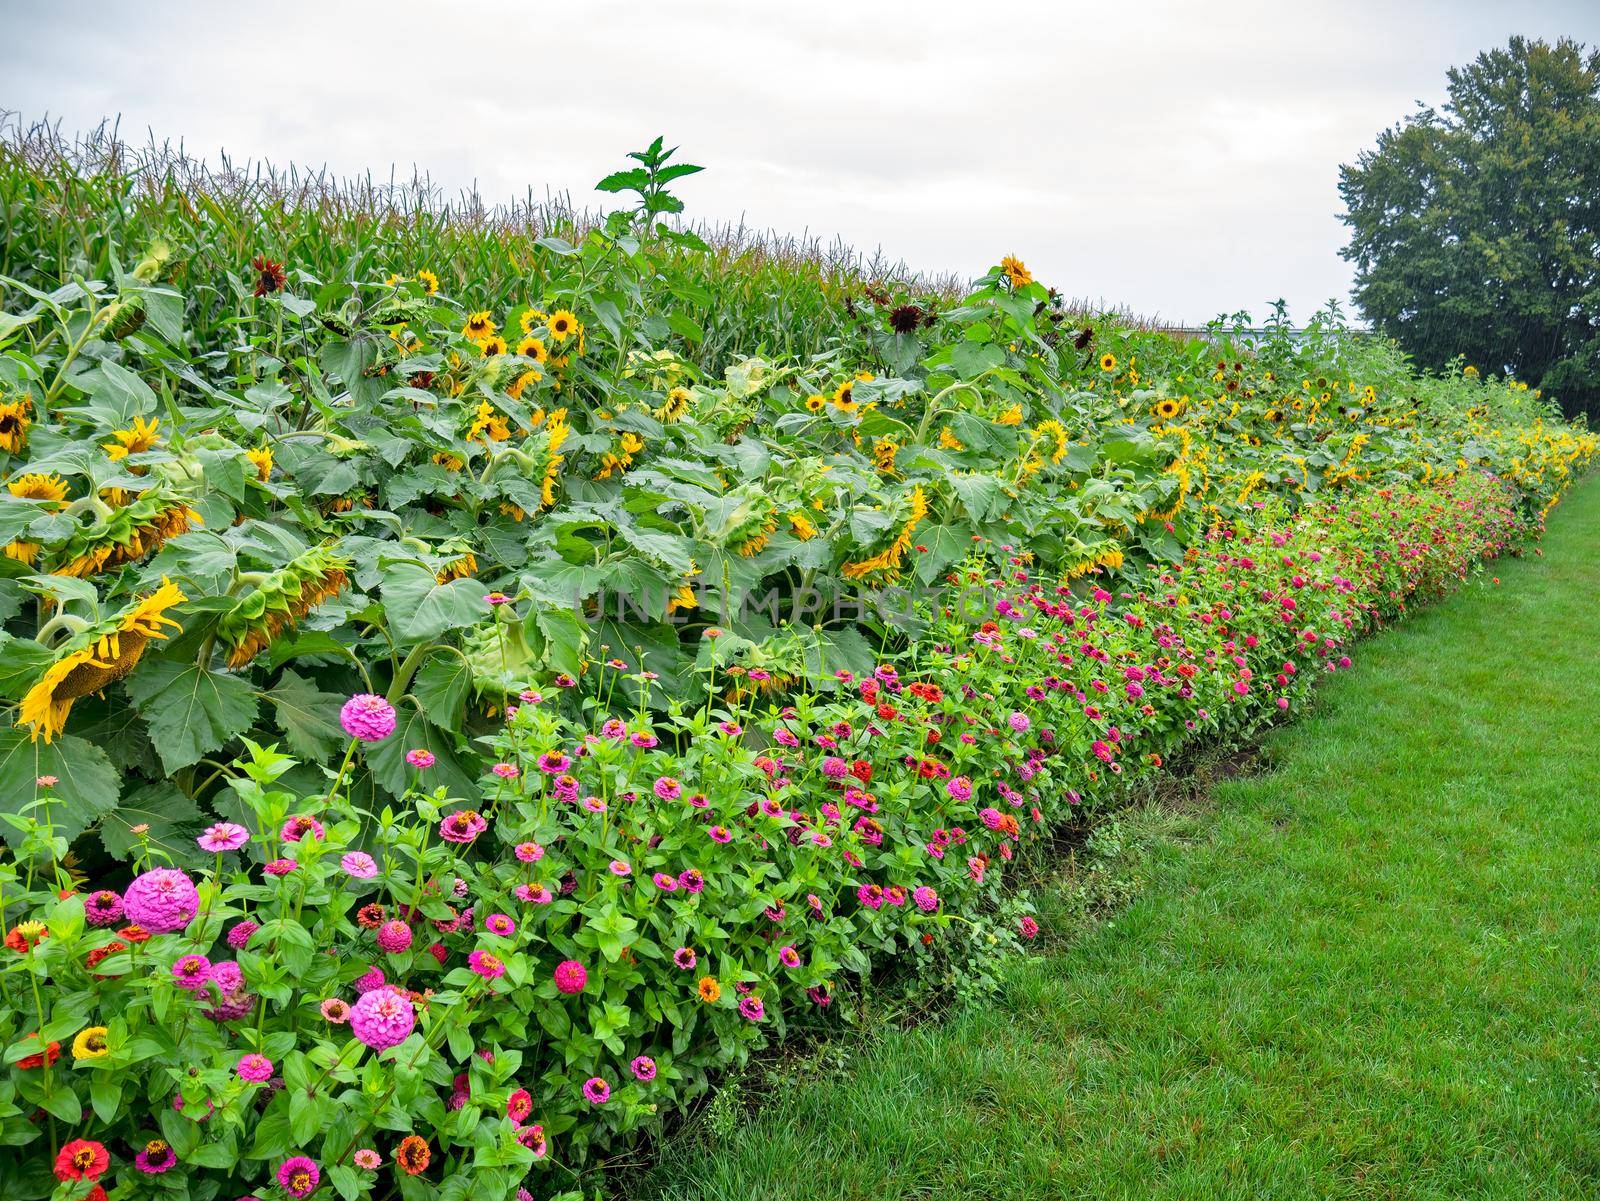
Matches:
[0,469,1546,1199]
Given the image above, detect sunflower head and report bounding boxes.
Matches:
[19,578,186,742]
[548,309,579,341]
[103,415,161,462]
[0,398,32,454]
[245,446,273,481]
[416,269,440,296]
[217,546,351,669]
[1000,255,1033,289]
[1099,353,1118,373]
[463,311,496,343]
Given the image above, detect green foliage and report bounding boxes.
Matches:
[1340,36,1600,420]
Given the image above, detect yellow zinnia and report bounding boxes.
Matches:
[72,1027,110,1060]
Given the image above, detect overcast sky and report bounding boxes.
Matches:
[7,1,1598,323]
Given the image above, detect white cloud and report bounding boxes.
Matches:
[8,0,1598,322]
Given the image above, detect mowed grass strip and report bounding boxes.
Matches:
[635,479,1600,1201]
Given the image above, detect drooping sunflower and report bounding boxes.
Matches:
[19,578,186,742]
[536,413,570,509]
[462,311,496,343]
[216,546,351,669]
[103,415,161,462]
[245,446,273,481]
[594,432,645,480]
[787,511,818,541]
[506,367,543,400]
[466,400,511,444]
[49,486,203,579]
[547,309,579,341]
[653,386,693,423]
[842,484,928,580]
[1032,419,1070,466]
[436,547,478,584]
[938,427,965,452]
[996,403,1024,426]
[871,437,900,474]
[0,397,32,454]
[5,473,70,564]
[1000,255,1033,289]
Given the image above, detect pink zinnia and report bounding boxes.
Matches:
[321,998,352,1024]
[778,945,801,968]
[277,1155,320,1198]
[609,859,631,876]
[514,841,544,862]
[236,1053,273,1082]
[738,996,765,1022]
[263,858,298,876]
[631,1055,657,1081]
[484,913,515,936]
[708,825,732,843]
[84,889,124,927]
[1019,915,1040,940]
[353,1149,381,1170]
[405,748,435,769]
[582,1077,610,1105]
[349,987,415,1051]
[652,872,678,891]
[196,821,250,853]
[171,954,212,991]
[280,815,325,843]
[227,919,259,949]
[122,868,199,934]
[553,959,587,994]
[491,762,520,779]
[673,946,697,970]
[468,948,506,979]
[340,694,397,743]
[439,810,488,844]
[946,776,973,801]
[507,1087,534,1121]
[376,920,413,954]
[912,885,939,912]
[341,852,378,879]
[653,776,681,801]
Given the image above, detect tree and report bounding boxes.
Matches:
[1339,37,1600,420]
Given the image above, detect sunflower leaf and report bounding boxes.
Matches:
[0,731,120,852]
[125,658,260,774]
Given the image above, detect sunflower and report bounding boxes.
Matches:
[697,975,722,1003]
[217,546,350,668]
[0,398,32,454]
[548,309,579,341]
[462,311,496,343]
[667,581,699,613]
[654,386,693,423]
[842,484,928,580]
[594,432,644,480]
[506,368,542,400]
[938,427,965,452]
[1152,398,1181,421]
[6,473,70,564]
[466,401,511,444]
[996,403,1023,426]
[432,451,465,472]
[1099,353,1118,373]
[245,446,273,481]
[831,382,858,412]
[1033,419,1070,466]
[787,511,818,540]
[416,268,440,296]
[51,488,203,579]
[103,415,161,462]
[436,550,478,584]
[71,1027,110,1060]
[804,394,827,414]
[480,335,508,358]
[515,335,548,363]
[536,413,570,509]
[871,438,900,474]
[19,578,186,742]
[1000,255,1033,288]
[518,307,549,336]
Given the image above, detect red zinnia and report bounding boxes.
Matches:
[395,1134,430,1175]
[16,1034,61,1069]
[55,1138,110,1181]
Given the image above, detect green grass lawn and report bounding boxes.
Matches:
[632,479,1600,1201]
